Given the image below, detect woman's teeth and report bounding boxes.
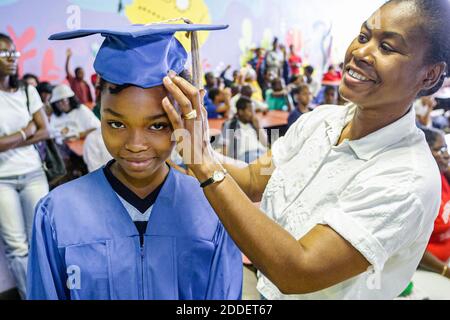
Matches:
[348,69,369,81]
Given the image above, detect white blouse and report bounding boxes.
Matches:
[257,103,441,300]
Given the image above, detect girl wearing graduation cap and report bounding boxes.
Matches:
[27,23,242,300]
[161,0,450,299]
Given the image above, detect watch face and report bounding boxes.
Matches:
[213,171,225,181]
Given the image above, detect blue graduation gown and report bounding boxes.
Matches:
[27,168,242,300]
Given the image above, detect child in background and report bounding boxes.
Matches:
[265,78,293,111]
[288,84,312,127]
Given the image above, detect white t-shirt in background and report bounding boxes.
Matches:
[0,86,43,177]
[83,128,112,172]
[50,104,100,140]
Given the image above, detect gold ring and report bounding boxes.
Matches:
[183,110,197,120]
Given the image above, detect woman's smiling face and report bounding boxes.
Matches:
[340,1,432,110]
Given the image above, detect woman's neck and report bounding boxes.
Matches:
[338,103,410,144]
[0,76,10,92]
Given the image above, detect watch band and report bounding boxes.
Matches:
[200,176,215,188]
[200,168,227,188]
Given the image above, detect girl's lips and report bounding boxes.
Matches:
[122,158,156,170]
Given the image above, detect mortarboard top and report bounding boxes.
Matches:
[49,23,228,89]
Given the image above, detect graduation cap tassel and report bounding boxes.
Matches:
[180,18,202,89]
[190,31,202,89]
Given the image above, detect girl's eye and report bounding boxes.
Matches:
[150,123,168,131]
[108,121,125,129]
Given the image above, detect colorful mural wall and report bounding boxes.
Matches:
[0,0,385,83]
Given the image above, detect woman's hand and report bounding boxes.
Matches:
[161,72,219,178]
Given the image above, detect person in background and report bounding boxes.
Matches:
[265,77,293,111]
[322,65,342,83]
[36,82,54,118]
[205,87,231,119]
[414,95,448,130]
[0,33,50,298]
[49,84,100,141]
[288,44,302,77]
[265,37,283,78]
[288,84,312,127]
[250,47,267,95]
[303,65,321,99]
[204,71,218,92]
[22,73,39,87]
[322,85,338,105]
[420,127,450,279]
[65,48,93,106]
[83,127,112,172]
[222,97,268,163]
[220,65,239,88]
[287,74,305,93]
[229,85,268,117]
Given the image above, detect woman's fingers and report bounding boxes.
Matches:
[163,76,194,118]
[168,74,203,118]
[162,97,184,132]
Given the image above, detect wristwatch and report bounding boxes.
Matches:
[200,168,228,188]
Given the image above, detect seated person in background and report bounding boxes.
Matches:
[265,77,293,111]
[204,71,218,92]
[288,84,312,127]
[322,64,342,83]
[229,85,268,117]
[322,85,338,105]
[420,127,450,279]
[65,48,93,105]
[205,87,231,119]
[287,74,305,94]
[83,127,113,172]
[220,65,239,88]
[222,97,267,163]
[239,65,264,102]
[303,65,320,99]
[49,84,100,141]
[414,95,448,130]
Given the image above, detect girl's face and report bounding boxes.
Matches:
[101,85,174,182]
[431,134,450,173]
[340,1,434,111]
[0,39,18,77]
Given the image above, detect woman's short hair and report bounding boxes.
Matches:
[387,0,450,97]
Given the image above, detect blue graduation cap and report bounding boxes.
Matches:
[49,23,228,88]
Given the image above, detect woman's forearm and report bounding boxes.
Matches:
[420,250,449,278]
[0,131,27,152]
[16,128,50,147]
[192,160,309,294]
[213,150,273,201]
